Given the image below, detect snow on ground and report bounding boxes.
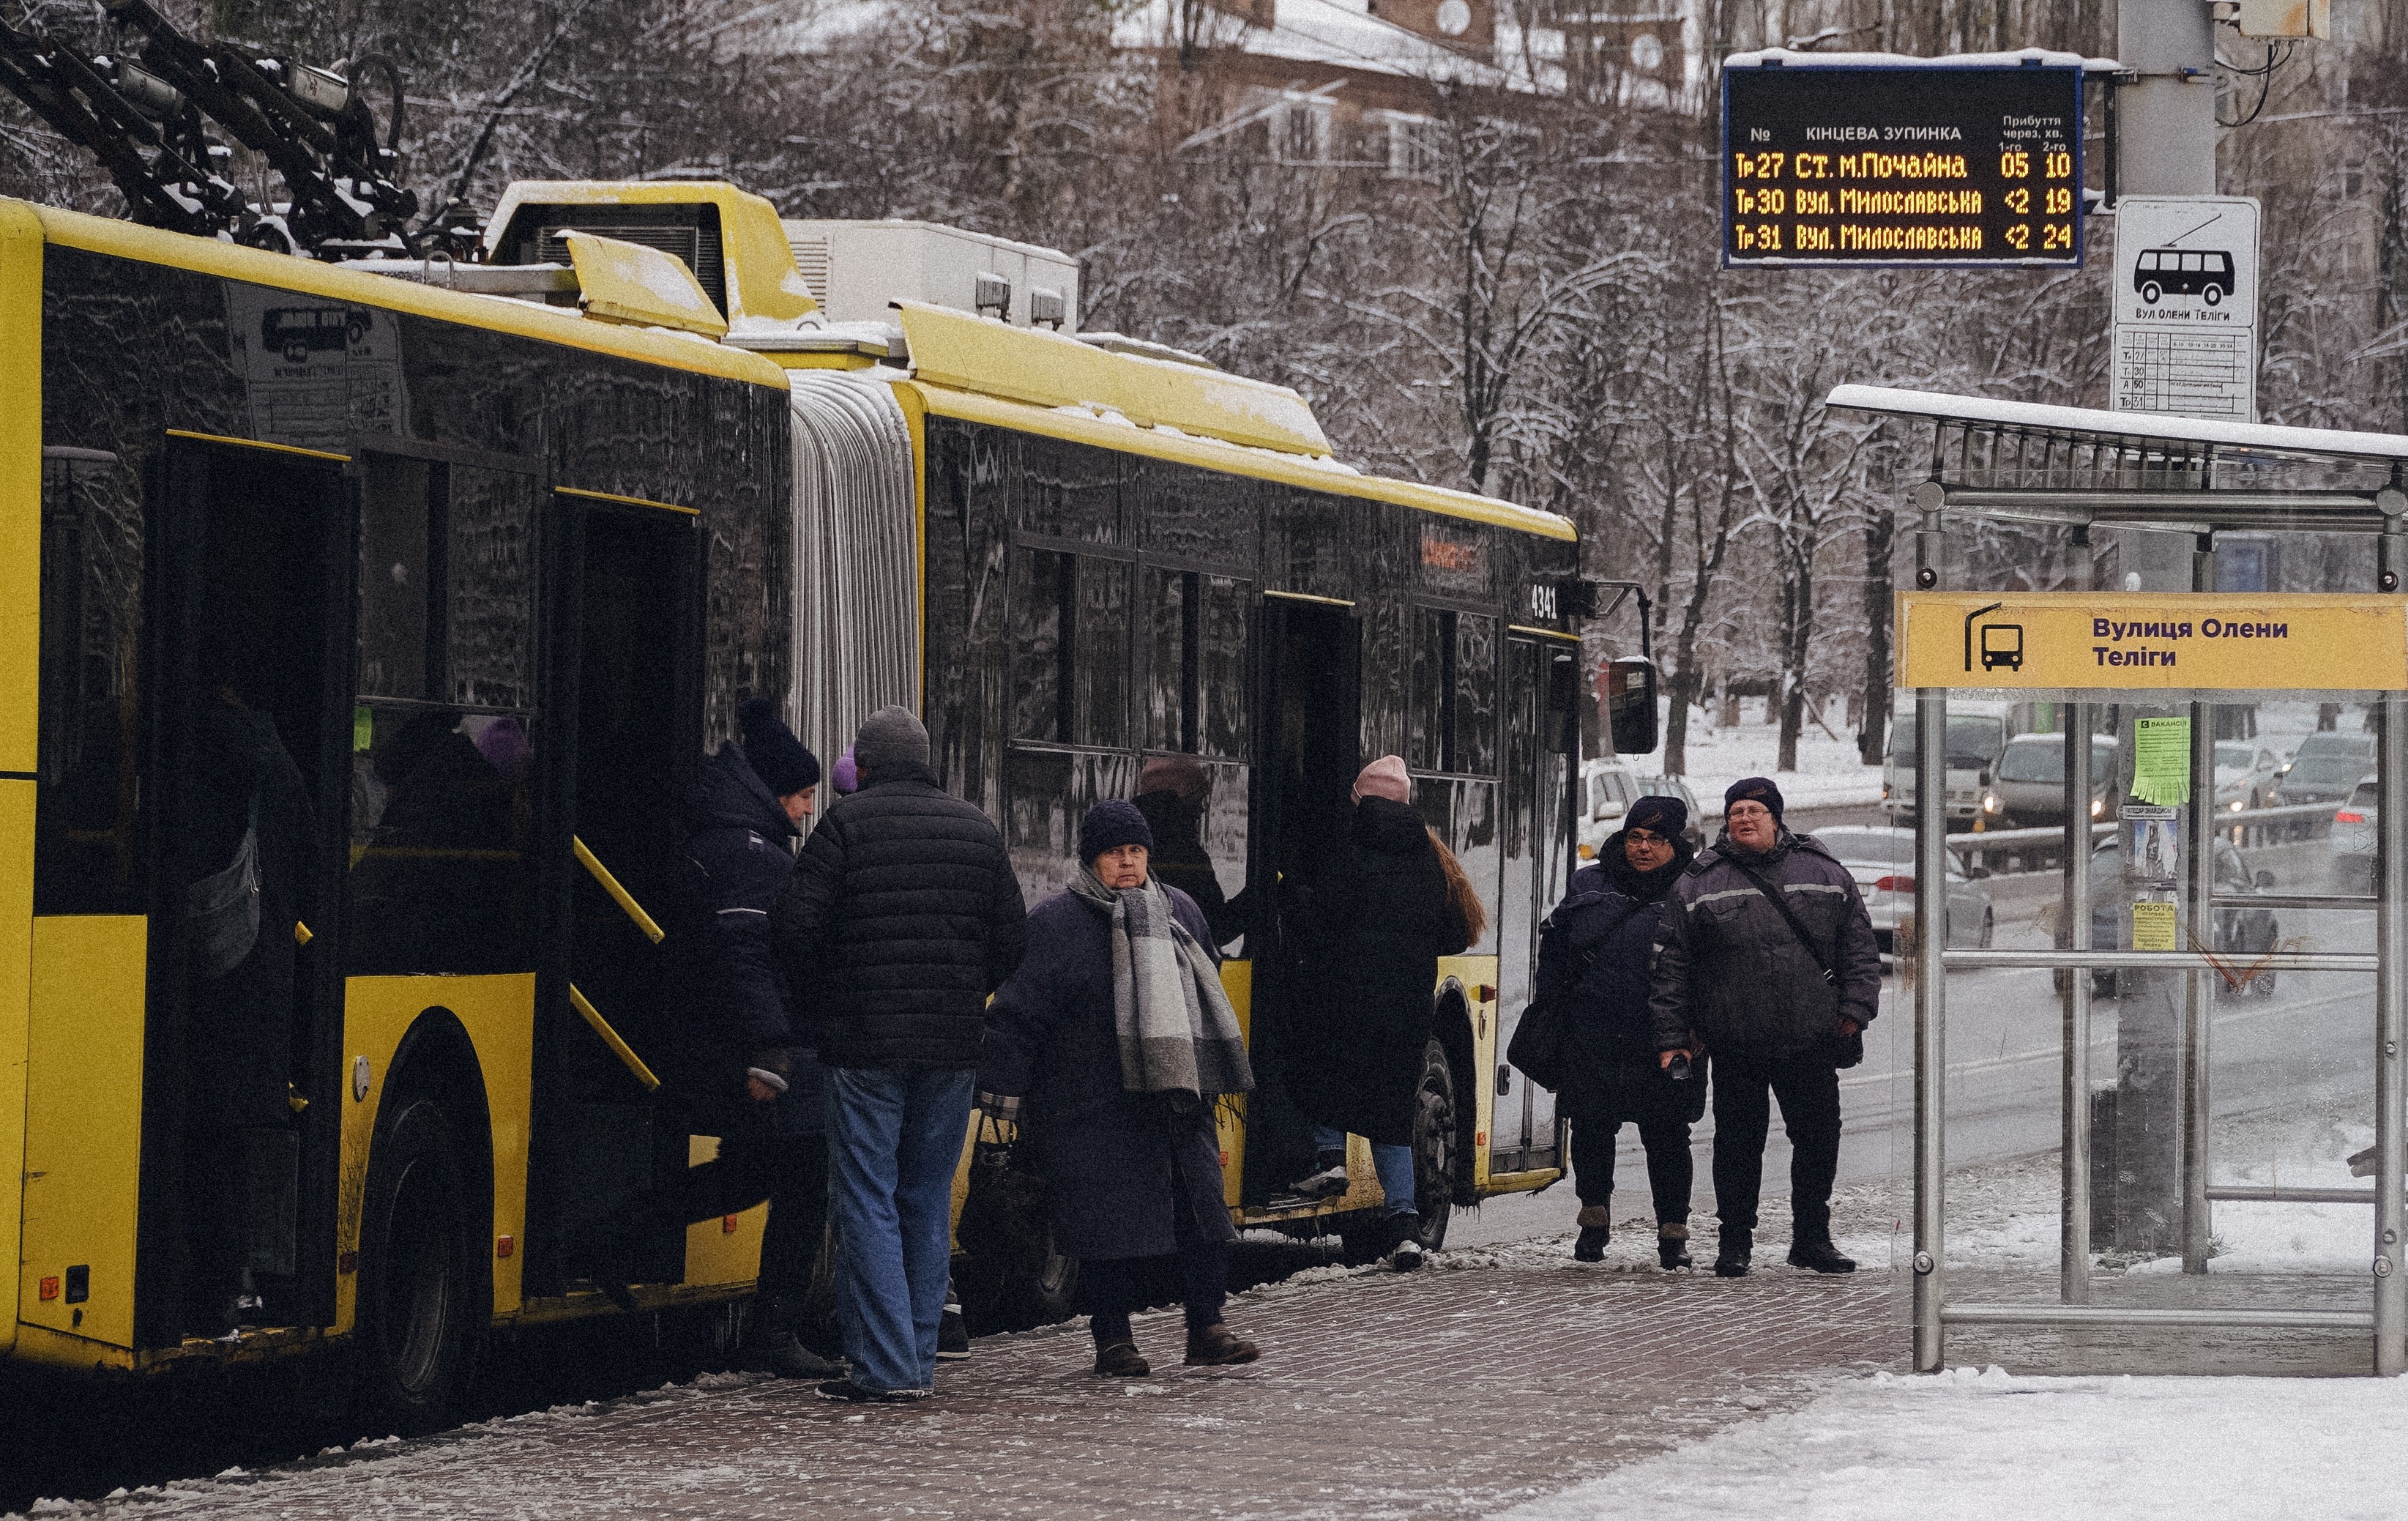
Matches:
[1500,1365,2408,1521]
[1655,697,1885,812]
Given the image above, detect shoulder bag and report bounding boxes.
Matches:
[1507,900,1642,1092]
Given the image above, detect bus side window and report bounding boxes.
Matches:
[34,453,145,915]
[1409,607,1499,778]
[1010,544,1131,749]
[1145,567,1250,759]
[347,457,541,976]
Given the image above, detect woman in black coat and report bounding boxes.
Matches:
[978,800,1261,1377]
[1286,756,1470,1268]
[1538,794,1704,1268]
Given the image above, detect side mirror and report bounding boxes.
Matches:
[1605,656,1658,756]
[1966,865,1993,880]
[2256,869,2276,890]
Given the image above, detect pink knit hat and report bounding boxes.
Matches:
[1352,754,1412,806]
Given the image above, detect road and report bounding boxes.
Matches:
[1453,832,2377,1252]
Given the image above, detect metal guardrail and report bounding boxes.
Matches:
[1940,1304,2377,1331]
[1942,948,2377,973]
[2207,1184,2396,1205]
[1953,798,2344,854]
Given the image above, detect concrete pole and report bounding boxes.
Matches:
[2116,0,2219,196]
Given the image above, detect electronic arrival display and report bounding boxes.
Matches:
[1721,62,2085,268]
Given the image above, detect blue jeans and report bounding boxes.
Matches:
[1310,1125,1419,1217]
[824,1066,977,1394]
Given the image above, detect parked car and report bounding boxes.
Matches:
[1979,732,2120,831]
[2333,778,2378,893]
[2214,741,2284,814]
[1812,825,1993,953]
[2060,836,2281,1000]
[1578,761,1704,859]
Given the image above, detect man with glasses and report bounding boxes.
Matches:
[1648,778,1880,1278]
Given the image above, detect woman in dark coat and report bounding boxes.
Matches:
[1286,756,1471,1269]
[1538,793,1704,1268]
[978,801,1260,1377]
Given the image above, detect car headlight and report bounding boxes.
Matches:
[2229,799,2245,812]
[2090,797,2104,818]
[1982,794,2000,814]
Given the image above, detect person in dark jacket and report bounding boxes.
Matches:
[979,801,1261,1377]
[1287,755,1471,1271]
[1650,777,1882,1279]
[175,674,318,1336]
[772,706,1027,1402]
[1540,794,1702,1268]
[633,699,837,1376]
[1132,755,1246,948]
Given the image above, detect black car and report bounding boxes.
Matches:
[2056,836,2279,1000]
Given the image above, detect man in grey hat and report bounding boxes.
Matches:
[773,705,1026,1401]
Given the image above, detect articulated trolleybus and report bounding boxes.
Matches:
[1,177,1594,1415]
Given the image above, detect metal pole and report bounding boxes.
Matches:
[2114,0,2218,198]
[1915,685,1947,1372]
[2377,524,2407,1375]
[2062,529,2094,1304]
[1912,503,1947,1375]
[2183,535,2216,1275]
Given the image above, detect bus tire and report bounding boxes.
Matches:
[358,1097,480,1432]
[1409,1036,1456,1253]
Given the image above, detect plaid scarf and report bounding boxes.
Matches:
[1070,867,1254,1107]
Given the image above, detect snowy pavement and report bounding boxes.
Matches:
[1504,1366,2408,1521]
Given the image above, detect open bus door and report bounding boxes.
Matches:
[133,435,354,1345]
[1492,636,1581,1175]
[530,497,702,1294]
[1240,593,1360,1208]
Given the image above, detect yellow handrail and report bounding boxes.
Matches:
[573,836,665,944]
[568,983,661,1092]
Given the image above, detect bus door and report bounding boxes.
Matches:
[137,436,356,1342]
[1240,594,1360,1207]
[534,497,701,1292]
[1492,636,1579,1175]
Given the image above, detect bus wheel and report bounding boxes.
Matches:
[358,1097,479,1432]
[1410,1037,1456,1253]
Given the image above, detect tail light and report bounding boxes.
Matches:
[2337,810,2366,824]
[1874,874,1915,892]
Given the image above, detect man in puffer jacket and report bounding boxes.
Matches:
[1649,777,1880,1279]
[772,706,1027,1402]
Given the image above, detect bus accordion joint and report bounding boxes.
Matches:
[573,835,666,944]
[568,983,663,1092]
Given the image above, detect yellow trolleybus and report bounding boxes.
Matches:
[3,178,1595,1410]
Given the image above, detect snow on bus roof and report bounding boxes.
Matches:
[1825,384,2408,465]
[1723,47,2120,70]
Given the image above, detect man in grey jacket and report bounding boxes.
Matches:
[1650,777,1881,1279]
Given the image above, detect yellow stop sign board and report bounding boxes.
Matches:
[1896,592,2408,691]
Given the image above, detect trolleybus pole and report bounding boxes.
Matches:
[2061,529,2095,1302]
[2377,522,2408,1375]
[2183,535,2217,1275]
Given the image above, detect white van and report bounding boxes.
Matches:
[1883,699,2016,828]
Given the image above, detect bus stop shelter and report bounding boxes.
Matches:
[1827,384,2408,1375]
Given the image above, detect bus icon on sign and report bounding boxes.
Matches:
[2134,248,2234,307]
[1980,623,2024,672]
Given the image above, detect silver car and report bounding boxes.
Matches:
[2333,778,2378,892]
[1812,825,1994,952]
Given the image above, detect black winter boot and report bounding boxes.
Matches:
[1658,1222,1692,1271]
[1573,1205,1611,1262]
[1786,1239,1857,1274]
[1713,1228,1752,1278]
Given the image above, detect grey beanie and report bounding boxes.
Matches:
[854,705,930,775]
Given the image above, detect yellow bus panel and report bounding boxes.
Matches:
[18,914,144,1350]
[336,975,536,1332]
[680,1135,768,1290]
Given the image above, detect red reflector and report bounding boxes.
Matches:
[722,1214,739,1235]
[2337,811,2366,824]
[37,1276,59,1301]
[1475,1131,1487,1147]
[495,1235,515,1259]
[1874,875,1915,892]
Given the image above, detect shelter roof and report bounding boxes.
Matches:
[1827,385,2408,469]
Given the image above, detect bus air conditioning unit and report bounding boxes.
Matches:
[781,219,1080,331]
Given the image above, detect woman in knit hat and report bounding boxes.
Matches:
[1285,756,1472,1271]
[1537,792,1704,1268]
[977,800,1260,1377]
